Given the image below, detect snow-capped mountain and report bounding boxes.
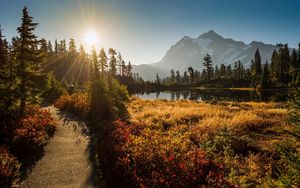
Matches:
[133,30,277,80]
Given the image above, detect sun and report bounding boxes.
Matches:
[84,31,99,46]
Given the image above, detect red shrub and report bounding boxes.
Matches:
[0,146,21,187]
[11,105,56,160]
[105,119,227,187]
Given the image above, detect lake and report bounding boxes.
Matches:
[133,89,289,102]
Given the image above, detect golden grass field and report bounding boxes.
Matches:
[127,98,300,186]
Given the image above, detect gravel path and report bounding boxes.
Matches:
[21,106,100,188]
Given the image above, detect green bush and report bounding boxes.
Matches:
[42,73,66,103]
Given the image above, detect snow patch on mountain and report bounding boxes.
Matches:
[193,38,212,53]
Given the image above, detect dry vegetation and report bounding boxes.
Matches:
[120,98,300,187]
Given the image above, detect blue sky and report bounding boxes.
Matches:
[0,0,300,64]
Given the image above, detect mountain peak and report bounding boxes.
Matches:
[198,29,223,40]
[208,29,216,34]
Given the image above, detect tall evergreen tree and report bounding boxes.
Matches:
[17,7,40,114]
[127,61,132,78]
[99,48,108,73]
[117,52,122,75]
[0,25,9,81]
[47,40,53,56]
[270,50,279,79]
[226,64,232,79]
[282,44,291,81]
[170,69,175,83]
[175,70,181,83]
[39,38,48,64]
[156,74,160,85]
[188,67,194,85]
[59,39,67,56]
[291,49,298,83]
[0,27,16,110]
[121,60,126,76]
[79,44,86,58]
[68,38,76,54]
[220,64,226,78]
[261,61,270,88]
[202,53,213,80]
[183,71,189,84]
[254,49,262,76]
[251,49,263,87]
[108,48,117,76]
[54,39,59,56]
[91,48,99,77]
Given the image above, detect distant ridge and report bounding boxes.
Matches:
[133,30,277,80]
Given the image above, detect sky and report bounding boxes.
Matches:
[0,0,300,65]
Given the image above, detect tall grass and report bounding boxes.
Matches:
[103,98,299,187]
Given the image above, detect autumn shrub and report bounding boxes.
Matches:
[102,119,228,187]
[54,93,89,119]
[0,146,21,188]
[10,105,56,161]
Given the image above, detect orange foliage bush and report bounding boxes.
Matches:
[104,119,227,187]
[10,105,56,160]
[54,93,89,119]
[0,146,21,187]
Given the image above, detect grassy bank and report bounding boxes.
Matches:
[106,98,299,187]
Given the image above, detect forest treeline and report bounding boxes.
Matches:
[156,45,300,89]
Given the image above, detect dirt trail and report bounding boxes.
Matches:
[21,106,101,188]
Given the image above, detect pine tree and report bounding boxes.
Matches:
[156,74,160,85]
[234,61,238,81]
[109,48,117,76]
[17,7,40,114]
[121,60,126,76]
[183,71,189,84]
[47,40,53,56]
[226,64,232,79]
[117,52,122,75]
[68,38,76,54]
[39,38,48,64]
[99,48,108,73]
[251,49,263,87]
[220,64,226,78]
[261,61,270,88]
[194,70,199,82]
[54,39,59,56]
[0,25,9,81]
[188,67,194,85]
[175,70,180,83]
[282,44,291,82]
[79,44,86,59]
[202,53,213,80]
[127,61,132,78]
[170,69,175,83]
[291,49,298,83]
[254,49,262,76]
[0,29,17,110]
[270,50,279,79]
[91,48,99,77]
[59,39,67,56]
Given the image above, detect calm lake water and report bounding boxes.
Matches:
[134,89,289,102]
